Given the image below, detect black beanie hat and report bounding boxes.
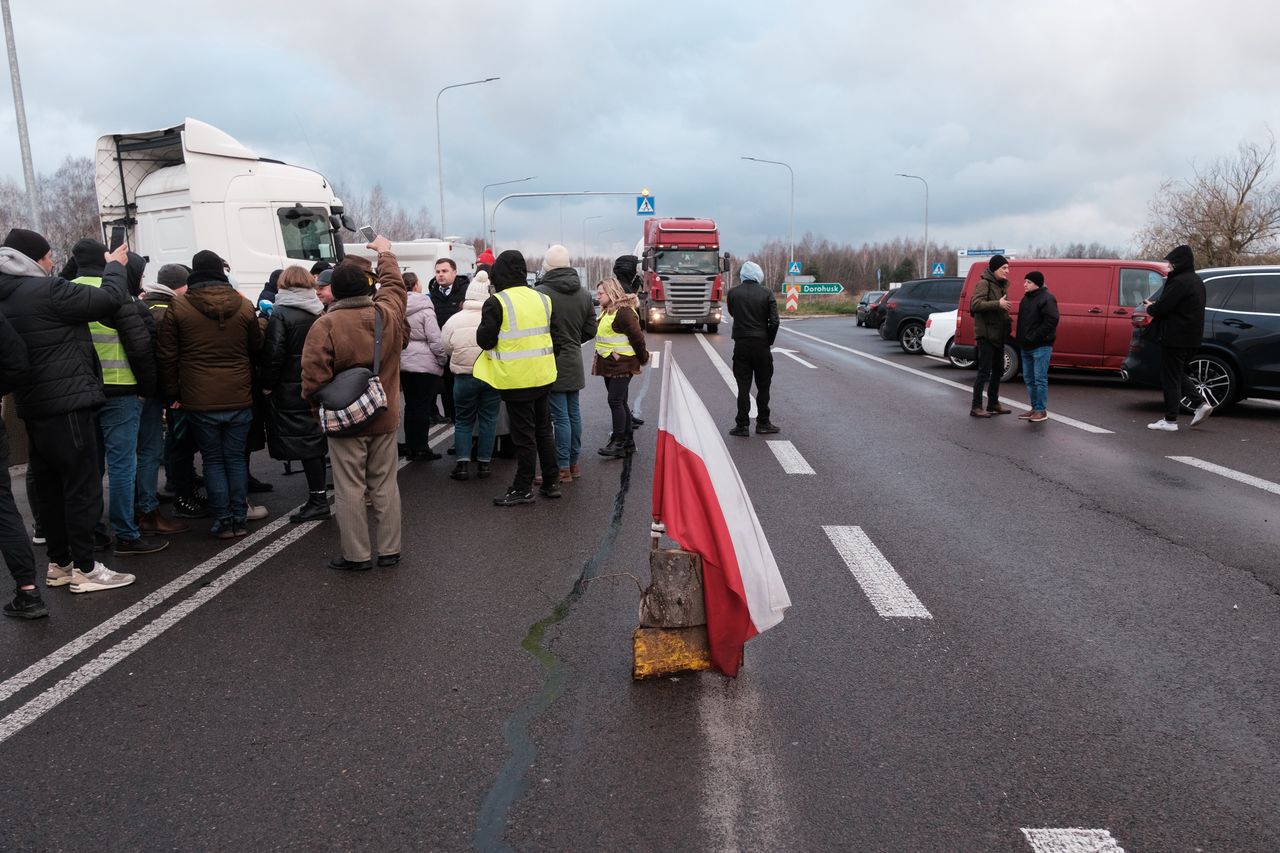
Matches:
[330,261,372,299]
[310,260,333,275]
[2,228,51,263]
[1164,244,1194,272]
[490,250,528,291]
[988,254,1009,272]
[188,250,229,285]
[1025,271,1045,288]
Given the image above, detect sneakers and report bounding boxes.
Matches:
[31,529,45,546]
[1028,410,1049,423]
[172,495,209,519]
[113,535,169,556]
[70,562,135,593]
[1190,401,1214,427]
[729,425,750,437]
[210,519,238,540]
[1017,410,1035,420]
[3,589,47,619]
[1147,419,1179,432]
[246,504,269,521]
[493,488,536,507]
[756,422,780,435]
[539,481,563,499]
[46,561,72,587]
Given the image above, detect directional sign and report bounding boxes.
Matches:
[930,262,946,277]
[783,275,815,284]
[636,195,655,216]
[799,282,843,295]
[787,261,803,276]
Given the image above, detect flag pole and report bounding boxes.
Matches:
[650,340,674,550]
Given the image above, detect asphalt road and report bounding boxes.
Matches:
[0,316,1276,852]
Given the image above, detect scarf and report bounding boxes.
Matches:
[142,281,178,300]
[274,287,324,316]
[327,295,374,313]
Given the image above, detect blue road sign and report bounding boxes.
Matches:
[787,261,802,276]
[636,196,655,216]
[930,262,946,277]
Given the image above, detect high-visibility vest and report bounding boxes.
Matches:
[472,286,557,390]
[595,310,636,358]
[73,276,136,386]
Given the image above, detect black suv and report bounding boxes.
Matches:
[878,277,964,353]
[1121,265,1280,409]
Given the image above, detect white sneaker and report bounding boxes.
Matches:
[1147,419,1179,432]
[1190,402,1214,427]
[69,562,135,594]
[246,504,269,521]
[46,562,72,587]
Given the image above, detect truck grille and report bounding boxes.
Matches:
[664,278,712,317]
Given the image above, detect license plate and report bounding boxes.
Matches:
[680,319,697,324]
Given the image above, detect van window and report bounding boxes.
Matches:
[277,208,338,262]
[1221,277,1255,312]
[1252,275,1280,314]
[1119,269,1163,307]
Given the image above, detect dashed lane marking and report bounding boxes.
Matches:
[780,327,1115,435]
[1021,827,1127,852]
[822,525,932,618]
[695,332,756,418]
[766,440,815,475]
[1167,455,1280,497]
[923,355,948,364]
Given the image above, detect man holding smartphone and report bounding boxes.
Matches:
[1144,244,1212,431]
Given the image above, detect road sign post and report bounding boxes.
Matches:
[785,283,800,312]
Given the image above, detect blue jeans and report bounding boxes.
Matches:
[136,398,165,515]
[452,374,501,463]
[547,390,582,469]
[99,396,142,540]
[1020,345,1052,412]
[187,408,252,526]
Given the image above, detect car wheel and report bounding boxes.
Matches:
[706,324,719,334]
[1183,353,1238,411]
[899,322,925,354]
[945,338,975,369]
[1000,345,1019,381]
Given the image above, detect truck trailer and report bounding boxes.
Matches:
[638,217,728,332]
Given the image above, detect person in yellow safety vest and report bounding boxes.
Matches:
[474,249,561,507]
[66,239,168,557]
[591,277,649,459]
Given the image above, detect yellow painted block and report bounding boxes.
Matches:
[632,626,713,680]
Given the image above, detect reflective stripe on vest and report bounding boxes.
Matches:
[473,287,557,390]
[594,310,636,358]
[73,276,136,386]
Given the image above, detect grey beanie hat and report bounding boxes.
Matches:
[156,263,190,287]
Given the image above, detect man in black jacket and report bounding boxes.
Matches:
[430,257,470,422]
[726,260,780,437]
[612,255,642,295]
[1014,271,1059,423]
[0,306,43,618]
[0,228,136,595]
[1145,244,1212,431]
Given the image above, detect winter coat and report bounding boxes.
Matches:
[401,291,446,375]
[0,310,29,397]
[536,267,597,392]
[260,303,326,461]
[970,269,1011,342]
[430,274,470,329]
[440,273,491,376]
[1147,248,1206,349]
[301,252,408,437]
[1015,286,1060,349]
[613,255,642,294]
[156,282,263,411]
[592,304,649,377]
[74,248,158,399]
[727,280,779,344]
[0,247,128,419]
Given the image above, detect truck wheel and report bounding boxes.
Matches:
[706,324,719,334]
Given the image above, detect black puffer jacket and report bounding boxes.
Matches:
[260,304,326,460]
[0,310,30,396]
[68,244,157,399]
[1148,245,1206,349]
[0,247,128,419]
[1015,285,1060,349]
[727,280,779,344]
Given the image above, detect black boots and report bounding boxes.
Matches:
[290,492,331,523]
[450,461,470,481]
[476,462,492,479]
[598,433,635,459]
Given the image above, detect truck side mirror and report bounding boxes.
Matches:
[340,214,358,232]
[721,252,731,273]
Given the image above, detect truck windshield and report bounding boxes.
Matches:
[656,250,719,275]
[278,208,338,262]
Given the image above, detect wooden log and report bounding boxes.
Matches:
[638,548,706,628]
[632,626,713,679]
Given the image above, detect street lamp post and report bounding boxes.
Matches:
[742,156,794,282]
[1,0,40,231]
[482,176,536,249]
[436,76,499,236]
[895,173,929,278]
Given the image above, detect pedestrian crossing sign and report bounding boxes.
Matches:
[931,262,946,277]
[788,261,802,275]
[636,196,656,215]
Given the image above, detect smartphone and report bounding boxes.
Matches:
[109,226,127,251]
[357,225,376,243]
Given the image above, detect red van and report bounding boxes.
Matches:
[951,259,1167,379]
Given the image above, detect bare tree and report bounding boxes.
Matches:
[0,155,99,267]
[332,182,434,241]
[1136,132,1280,265]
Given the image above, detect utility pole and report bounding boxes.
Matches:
[2,0,40,231]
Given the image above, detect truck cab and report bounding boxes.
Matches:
[639,217,728,332]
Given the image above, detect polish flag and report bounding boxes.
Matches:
[652,351,791,676]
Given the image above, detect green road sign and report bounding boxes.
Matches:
[799,283,844,295]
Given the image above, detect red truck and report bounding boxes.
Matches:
[639,217,729,332]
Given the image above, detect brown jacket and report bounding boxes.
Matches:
[157,283,263,411]
[300,252,407,436]
[592,304,649,377]
[969,269,1011,342]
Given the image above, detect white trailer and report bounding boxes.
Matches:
[342,238,476,282]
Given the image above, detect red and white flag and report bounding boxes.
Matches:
[652,350,791,676]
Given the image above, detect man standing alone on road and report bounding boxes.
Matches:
[1144,244,1212,431]
[970,255,1013,418]
[726,261,780,437]
[1015,271,1059,423]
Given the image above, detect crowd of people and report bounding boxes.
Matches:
[0,226,656,618]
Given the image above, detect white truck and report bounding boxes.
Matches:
[342,238,476,282]
[95,118,352,301]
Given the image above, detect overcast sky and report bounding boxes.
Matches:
[2,0,1277,261]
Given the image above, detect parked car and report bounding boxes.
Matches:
[856,290,886,327]
[921,309,975,368]
[1121,265,1280,410]
[879,277,964,354]
[864,289,893,330]
[952,259,1167,380]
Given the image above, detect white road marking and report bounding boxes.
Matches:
[771,347,817,368]
[766,441,815,475]
[1021,827,1126,852]
[695,332,756,418]
[822,526,931,618]
[781,327,1115,435]
[1167,456,1280,496]
[923,355,948,364]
